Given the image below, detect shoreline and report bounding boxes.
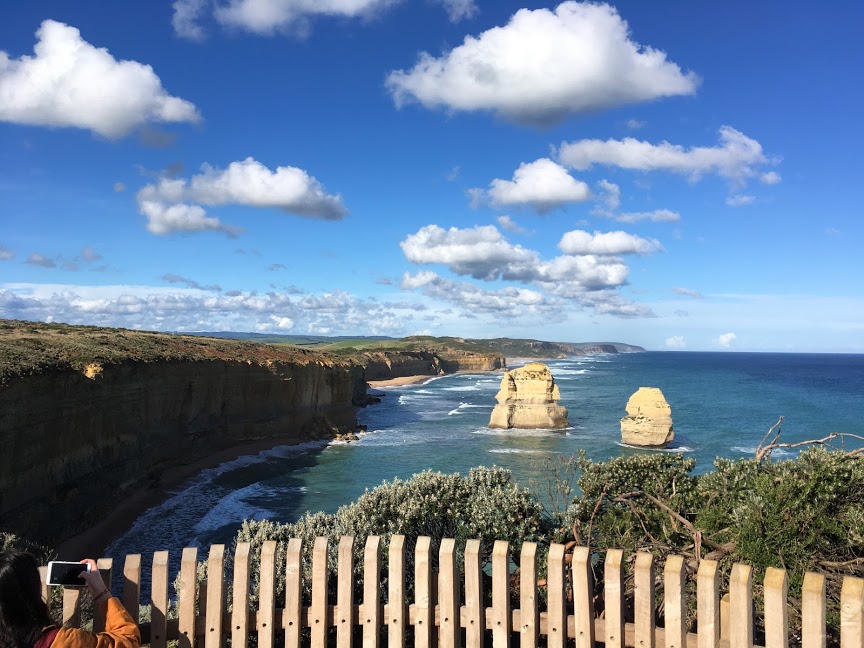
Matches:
[367,374,437,388]
[56,435,317,560]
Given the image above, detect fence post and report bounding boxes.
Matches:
[840,576,864,648]
[802,572,826,648]
[763,568,788,648]
[93,558,113,632]
[634,552,655,648]
[664,555,686,648]
[414,537,433,648]
[520,542,539,648]
[547,543,566,648]
[151,551,169,648]
[492,540,511,648]
[62,587,81,628]
[572,546,594,648]
[389,535,407,648]
[284,538,303,648]
[464,540,484,648]
[122,554,141,624]
[311,537,329,648]
[697,559,720,648]
[179,547,198,648]
[258,540,277,648]
[337,536,356,648]
[730,563,753,648]
[205,545,225,648]
[439,538,460,648]
[605,549,625,648]
[363,535,382,648]
[231,543,251,648]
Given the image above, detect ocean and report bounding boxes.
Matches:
[105,351,864,560]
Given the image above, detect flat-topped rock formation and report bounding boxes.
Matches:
[620,387,674,447]
[488,362,569,429]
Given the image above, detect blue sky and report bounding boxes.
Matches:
[1,0,862,352]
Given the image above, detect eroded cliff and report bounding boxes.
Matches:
[0,321,365,544]
[361,349,504,381]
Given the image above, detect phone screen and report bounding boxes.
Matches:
[47,561,88,587]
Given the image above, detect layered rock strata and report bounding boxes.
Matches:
[363,350,504,381]
[0,356,364,544]
[488,362,569,429]
[620,387,674,447]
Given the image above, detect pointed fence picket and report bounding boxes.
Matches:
[41,536,864,648]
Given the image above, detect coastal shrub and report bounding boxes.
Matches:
[233,467,544,604]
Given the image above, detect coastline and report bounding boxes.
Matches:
[367,374,436,388]
[55,435,317,560]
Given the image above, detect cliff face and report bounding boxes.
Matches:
[0,357,363,543]
[363,350,504,381]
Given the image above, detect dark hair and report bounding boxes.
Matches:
[0,551,54,648]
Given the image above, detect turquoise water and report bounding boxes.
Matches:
[106,351,864,559]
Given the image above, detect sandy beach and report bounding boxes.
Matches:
[367,374,435,388]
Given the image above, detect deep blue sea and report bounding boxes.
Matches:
[106,351,864,560]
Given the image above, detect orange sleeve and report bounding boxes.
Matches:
[54,598,141,648]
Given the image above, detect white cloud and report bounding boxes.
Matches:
[497,215,526,234]
[760,171,782,185]
[595,179,620,210]
[400,224,634,296]
[25,253,56,268]
[0,20,200,138]
[173,0,209,40]
[438,0,478,22]
[559,126,774,184]
[615,209,680,223]
[386,1,698,126]
[714,332,737,348]
[137,157,347,236]
[626,118,646,129]
[673,287,701,298]
[0,247,14,261]
[665,335,686,349]
[558,230,663,255]
[212,0,399,35]
[0,283,413,336]
[480,158,590,213]
[726,194,755,207]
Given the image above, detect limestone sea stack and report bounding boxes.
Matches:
[620,387,674,447]
[488,362,569,429]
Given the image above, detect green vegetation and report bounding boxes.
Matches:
[0,319,331,386]
[231,447,861,643]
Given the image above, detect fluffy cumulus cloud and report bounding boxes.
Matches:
[0,283,414,335]
[479,158,590,213]
[0,20,200,138]
[558,230,663,255]
[386,1,698,126]
[714,332,737,348]
[665,335,686,349]
[137,157,347,236]
[173,0,403,37]
[559,126,776,185]
[399,223,655,316]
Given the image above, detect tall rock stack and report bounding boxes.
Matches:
[488,362,569,429]
[620,387,674,447]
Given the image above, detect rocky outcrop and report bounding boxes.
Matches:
[362,350,504,381]
[620,387,674,447]
[0,356,364,545]
[488,362,569,429]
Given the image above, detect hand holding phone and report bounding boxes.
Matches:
[46,561,90,587]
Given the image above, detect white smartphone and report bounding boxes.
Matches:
[46,561,90,587]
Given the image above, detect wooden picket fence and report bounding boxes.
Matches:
[42,536,864,648]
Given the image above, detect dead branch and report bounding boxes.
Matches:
[755,416,864,462]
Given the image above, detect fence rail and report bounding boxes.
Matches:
[41,536,864,648]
